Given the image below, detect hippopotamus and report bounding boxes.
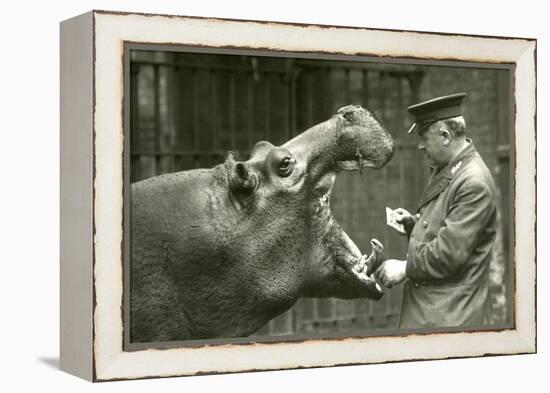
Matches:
[130,105,394,343]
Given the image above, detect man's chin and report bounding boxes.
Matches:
[424,156,442,168]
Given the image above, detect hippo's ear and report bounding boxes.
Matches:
[229,161,257,195]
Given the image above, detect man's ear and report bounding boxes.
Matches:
[440,129,451,146]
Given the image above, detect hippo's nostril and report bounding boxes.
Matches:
[337,105,356,117]
[342,109,357,123]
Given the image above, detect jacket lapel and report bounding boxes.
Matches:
[416,142,477,210]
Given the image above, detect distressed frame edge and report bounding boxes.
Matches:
[91,8,538,42]
[513,40,537,354]
[59,11,95,381]
[89,11,537,381]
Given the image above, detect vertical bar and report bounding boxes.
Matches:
[379,71,393,321]
[281,73,289,147]
[169,60,176,174]
[247,71,254,149]
[362,69,369,107]
[322,68,330,118]
[397,78,405,209]
[345,68,354,234]
[306,72,313,126]
[344,68,351,104]
[211,70,218,164]
[264,73,270,141]
[229,72,236,150]
[130,62,140,182]
[192,68,199,168]
[173,64,182,172]
[153,64,161,175]
[291,299,299,334]
[284,59,294,142]
[344,67,353,327]
[289,69,298,138]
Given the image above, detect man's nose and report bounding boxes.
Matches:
[418,142,425,151]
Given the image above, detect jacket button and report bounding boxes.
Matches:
[423,220,428,228]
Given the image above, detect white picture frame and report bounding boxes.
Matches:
[60,10,536,382]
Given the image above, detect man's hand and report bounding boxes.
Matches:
[393,208,418,236]
[374,259,407,288]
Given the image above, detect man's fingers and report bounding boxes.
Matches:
[375,269,392,288]
[380,276,392,289]
[373,262,386,278]
[373,260,399,288]
[395,208,410,216]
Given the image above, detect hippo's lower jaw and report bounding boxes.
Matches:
[333,233,385,300]
[347,256,384,300]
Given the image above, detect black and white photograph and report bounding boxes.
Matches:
[126,47,514,346]
[1,1,540,389]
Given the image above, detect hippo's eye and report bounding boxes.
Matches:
[279,157,296,177]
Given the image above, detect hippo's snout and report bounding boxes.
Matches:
[282,104,394,181]
[334,105,395,171]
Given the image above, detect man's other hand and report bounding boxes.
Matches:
[394,208,414,225]
[394,208,418,235]
[374,259,407,288]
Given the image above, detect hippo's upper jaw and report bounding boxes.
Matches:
[332,105,394,171]
[280,105,394,185]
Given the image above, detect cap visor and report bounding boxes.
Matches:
[407,123,418,134]
[409,121,434,135]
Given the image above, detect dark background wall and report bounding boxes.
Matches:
[129,49,512,336]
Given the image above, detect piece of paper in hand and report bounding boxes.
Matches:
[386,207,405,234]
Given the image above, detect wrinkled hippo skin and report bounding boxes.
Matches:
[130,105,394,342]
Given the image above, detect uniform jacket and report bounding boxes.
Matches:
[400,141,497,329]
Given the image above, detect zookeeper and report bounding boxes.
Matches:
[374,92,498,329]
